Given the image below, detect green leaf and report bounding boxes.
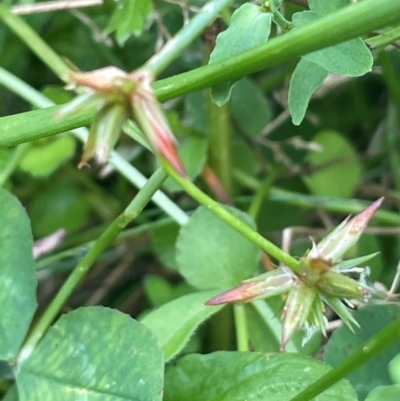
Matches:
[209,4,272,105]
[143,275,174,307]
[0,105,95,147]
[0,188,37,360]
[141,290,223,362]
[29,183,90,237]
[292,11,372,76]
[19,135,76,177]
[0,147,15,173]
[390,354,400,384]
[231,77,271,137]
[365,386,400,401]
[324,304,400,401]
[163,135,208,192]
[288,58,328,125]
[2,386,19,401]
[105,0,154,45]
[17,307,163,401]
[309,0,350,15]
[303,130,362,197]
[164,351,357,401]
[176,205,260,290]
[152,221,180,271]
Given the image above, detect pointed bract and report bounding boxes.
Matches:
[205,267,295,305]
[308,198,383,262]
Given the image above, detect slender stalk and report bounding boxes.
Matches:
[234,303,249,351]
[234,169,400,226]
[144,0,235,75]
[207,92,233,194]
[162,161,299,270]
[154,0,400,101]
[272,9,293,31]
[289,317,400,401]
[0,143,31,185]
[366,25,400,49]
[18,168,168,362]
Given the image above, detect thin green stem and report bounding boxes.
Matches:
[18,168,168,362]
[247,168,281,220]
[207,92,233,194]
[162,161,299,270]
[0,4,71,78]
[289,317,400,401]
[234,169,400,226]
[234,303,249,351]
[144,0,235,75]
[154,0,400,101]
[366,25,400,49]
[0,143,31,186]
[272,9,293,31]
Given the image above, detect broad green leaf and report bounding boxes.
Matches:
[209,4,272,105]
[232,138,261,176]
[390,354,400,384]
[0,105,95,147]
[288,58,328,125]
[164,351,357,401]
[2,386,18,401]
[0,147,15,174]
[17,307,163,401]
[152,221,180,271]
[141,290,223,362]
[365,386,400,401]
[163,135,208,192]
[292,11,372,76]
[105,0,154,45]
[309,0,350,14]
[303,130,362,198]
[19,135,76,177]
[143,275,174,307]
[176,205,260,290]
[324,304,400,401]
[183,91,208,134]
[30,183,90,237]
[231,77,271,137]
[0,188,37,360]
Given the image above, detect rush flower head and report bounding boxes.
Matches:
[57,67,186,174]
[206,198,383,350]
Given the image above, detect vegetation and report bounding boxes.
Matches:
[1,0,400,400]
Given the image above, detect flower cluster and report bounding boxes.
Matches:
[58,67,186,175]
[206,198,383,349]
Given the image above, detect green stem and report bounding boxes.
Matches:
[207,92,233,194]
[366,25,400,49]
[272,9,293,31]
[0,4,71,78]
[144,0,235,75]
[0,143,31,186]
[234,169,400,226]
[234,303,249,351]
[18,168,168,362]
[154,0,400,101]
[162,161,299,270]
[289,317,400,401]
